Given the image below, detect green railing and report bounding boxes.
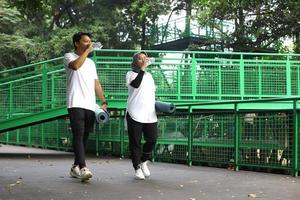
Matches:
[1,49,300,124]
[1,97,299,176]
[150,17,233,45]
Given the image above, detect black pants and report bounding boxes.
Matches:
[126,113,158,170]
[68,108,95,169]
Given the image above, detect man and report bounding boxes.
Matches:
[64,32,107,181]
[126,52,158,180]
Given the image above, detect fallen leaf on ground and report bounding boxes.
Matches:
[248,193,257,198]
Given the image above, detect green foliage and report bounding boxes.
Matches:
[193,0,300,52]
[0,0,176,70]
[0,33,33,69]
[3,0,300,71]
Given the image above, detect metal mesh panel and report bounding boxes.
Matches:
[179,67,193,99]
[244,64,259,96]
[298,111,300,172]
[94,118,121,141]
[239,112,292,168]
[221,67,240,95]
[155,114,189,162]
[47,72,67,107]
[192,113,235,163]
[196,66,219,100]
[261,64,286,95]
[291,64,300,96]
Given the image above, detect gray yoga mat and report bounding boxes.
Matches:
[95,104,109,123]
[155,101,176,113]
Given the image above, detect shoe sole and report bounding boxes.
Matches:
[134,176,145,180]
[70,172,81,179]
[81,174,92,182]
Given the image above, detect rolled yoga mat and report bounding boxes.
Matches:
[155,101,176,113]
[95,104,110,123]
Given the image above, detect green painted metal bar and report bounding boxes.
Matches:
[28,126,31,146]
[191,53,196,100]
[51,74,55,109]
[42,65,48,110]
[16,129,20,144]
[218,65,222,100]
[240,54,245,100]
[298,67,300,96]
[258,64,262,98]
[41,123,45,148]
[56,120,59,149]
[187,106,193,166]
[177,63,181,100]
[234,103,240,171]
[9,83,13,116]
[0,107,68,133]
[286,55,292,96]
[292,100,299,176]
[176,97,300,107]
[0,57,63,75]
[96,123,99,156]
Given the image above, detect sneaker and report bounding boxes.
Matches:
[140,161,150,177]
[80,167,93,181]
[70,165,81,179]
[134,167,145,180]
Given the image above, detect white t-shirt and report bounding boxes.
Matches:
[126,71,157,123]
[64,52,98,112]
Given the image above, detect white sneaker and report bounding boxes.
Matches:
[80,167,93,181]
[140,161,150,177]
[70,165,81,179]
[134,168,145,180]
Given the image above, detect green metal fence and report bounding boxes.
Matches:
[1,50,300,176]
[2,50,300,123]
[1,98,299,176]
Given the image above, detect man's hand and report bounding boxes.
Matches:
[85,43,94,54]
[100,103,107,111]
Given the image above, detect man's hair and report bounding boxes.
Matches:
[72,32,92,49]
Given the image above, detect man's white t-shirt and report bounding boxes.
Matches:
[126,71,157,123]
[64,52,98,112]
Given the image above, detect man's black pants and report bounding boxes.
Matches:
[68,108,95,168]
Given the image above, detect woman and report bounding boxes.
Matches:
[126,52,158,180]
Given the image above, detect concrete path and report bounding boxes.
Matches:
[0,144,299,200]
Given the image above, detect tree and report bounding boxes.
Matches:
[193,0,300,52]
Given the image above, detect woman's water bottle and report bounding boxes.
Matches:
[92,42,103,50]
[147,57,155,65]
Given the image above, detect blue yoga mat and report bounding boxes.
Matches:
[155,101,176,113]
[95,104,110,123]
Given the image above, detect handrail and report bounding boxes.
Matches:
[0,57,63,75]
[176,97,300,107]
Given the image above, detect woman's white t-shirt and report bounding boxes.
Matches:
[126,71,157,123]
[64,52,98,112]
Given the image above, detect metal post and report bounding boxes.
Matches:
[187,106,193,166]
[292,100,298,176]
[240,54,245,100]
[234,103,240,171]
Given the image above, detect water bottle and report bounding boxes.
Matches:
[147,57,155,65]
[92,42,103,50]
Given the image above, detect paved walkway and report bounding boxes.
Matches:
[0,144,299,200]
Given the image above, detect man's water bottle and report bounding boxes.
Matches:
[147,57,155,65]
[92,42,103,50]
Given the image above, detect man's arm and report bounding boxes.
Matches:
[95,79,107,110]
[68,45,93,70]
